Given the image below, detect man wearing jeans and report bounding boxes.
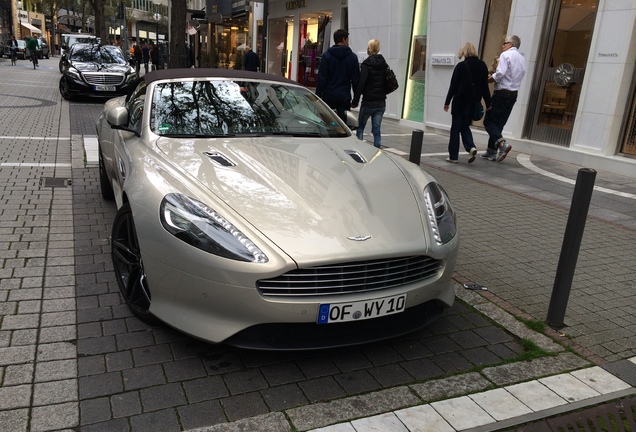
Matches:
[481,35,526,162]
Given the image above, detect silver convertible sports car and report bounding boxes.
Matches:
[96,69,459,350]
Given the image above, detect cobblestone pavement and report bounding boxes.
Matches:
[0,57,634,431]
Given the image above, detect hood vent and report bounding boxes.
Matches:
[345,150,367,164]
[204,151,236,167]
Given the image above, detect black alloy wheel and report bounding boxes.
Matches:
[59,77,71,100]
[112,203,156,323]
[99,147,115,200]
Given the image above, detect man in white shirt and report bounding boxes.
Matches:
[481,35,526,162]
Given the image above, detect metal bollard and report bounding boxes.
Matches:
[546,168,597,329]
[409,129,424,165]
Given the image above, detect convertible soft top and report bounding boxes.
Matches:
[142,68,296,86]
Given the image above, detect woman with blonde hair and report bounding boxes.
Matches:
[443,42,491,163]
[352,39,388,148]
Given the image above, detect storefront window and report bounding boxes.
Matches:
[404,0,428,122]
[528,0,597,145]
[267,16,293,77]
[297,12,331,88]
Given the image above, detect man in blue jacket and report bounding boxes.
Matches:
[316,29,360,123]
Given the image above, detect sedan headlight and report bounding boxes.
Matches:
[125,71,138,82]
[160,193,268,263]
[67,68,81,81]
[423,183,457,245]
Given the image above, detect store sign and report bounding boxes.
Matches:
[431,55,455,66]
[286,1,307,10]
[232,0,248,18]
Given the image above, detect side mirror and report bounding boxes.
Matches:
[345,110,358,131]
[107,107,139,136]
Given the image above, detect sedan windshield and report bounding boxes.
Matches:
[70,45,127,64]
[150,79,350,138]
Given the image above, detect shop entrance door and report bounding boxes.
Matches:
[527,0,598,146]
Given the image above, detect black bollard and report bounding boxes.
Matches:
[409,129,424,165]
[546,168,597,329]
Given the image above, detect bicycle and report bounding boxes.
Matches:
[27,48,38,69]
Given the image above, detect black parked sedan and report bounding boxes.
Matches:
[59,43,138,100]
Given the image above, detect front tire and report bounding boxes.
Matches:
[112,203,157,323]
[59,77,71,100]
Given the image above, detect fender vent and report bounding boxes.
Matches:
[204,152,236,167]
[345,150,367,164]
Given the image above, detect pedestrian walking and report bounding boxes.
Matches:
[9,35,18,65]
[443,42,491,163]
[481,35,526,162]
[243,46,259,72]
[132,42,142,74]
[351,39,388,149]
[141,43,150,73]
[150,43,164,70]
[316,29,360,123]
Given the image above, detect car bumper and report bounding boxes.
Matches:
[143,248,457,350]
[62,75,137,98]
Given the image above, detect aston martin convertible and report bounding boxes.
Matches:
[96,69,459,350]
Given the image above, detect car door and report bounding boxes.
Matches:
[111,91,146,201]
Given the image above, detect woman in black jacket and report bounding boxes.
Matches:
[443,42,491,163]
[352,39,387,148]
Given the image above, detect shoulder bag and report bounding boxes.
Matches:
[386,65,399,94]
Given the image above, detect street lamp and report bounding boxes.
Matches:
[151,0,161,46]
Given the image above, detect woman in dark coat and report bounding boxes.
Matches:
[352,39,387,148]
[443,42,491,163]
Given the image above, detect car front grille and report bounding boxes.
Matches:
[257,256,443,297]
[83,73,124,86]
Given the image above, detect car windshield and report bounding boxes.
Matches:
[70,45,126,64]
[150,79,350,138]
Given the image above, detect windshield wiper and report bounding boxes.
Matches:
[160,133,236,138]
[271,131,323,137]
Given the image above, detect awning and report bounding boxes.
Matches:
[21,22,42,34]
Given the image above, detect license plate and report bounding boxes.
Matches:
[95,86,116,91]
[317,293,407,324]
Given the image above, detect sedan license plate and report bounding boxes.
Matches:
[317,293,406,324]
[95,85,116,91]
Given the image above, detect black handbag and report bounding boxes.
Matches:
[386,65,399,94]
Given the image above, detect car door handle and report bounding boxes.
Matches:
[118,157,126,181]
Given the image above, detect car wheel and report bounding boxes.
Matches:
[99,147,115,200]
[112,203,157,323]
[59,77,71,101]
[59,60,64,73]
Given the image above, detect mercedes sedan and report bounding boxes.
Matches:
[96,69,459,350]
[59,43,138,100]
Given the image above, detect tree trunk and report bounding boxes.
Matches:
[169,0,187,69]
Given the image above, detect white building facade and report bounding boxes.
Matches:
[265,0,636,177]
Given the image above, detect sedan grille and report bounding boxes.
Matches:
[83,73,124,86]
[258,256,443,297]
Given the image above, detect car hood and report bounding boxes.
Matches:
[156,137,428,263]
[71,62,130,73]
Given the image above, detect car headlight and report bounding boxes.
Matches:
[423,183,457,245]
[67,68,81,81]
[160,193,268,263]
[125,71,138,82]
